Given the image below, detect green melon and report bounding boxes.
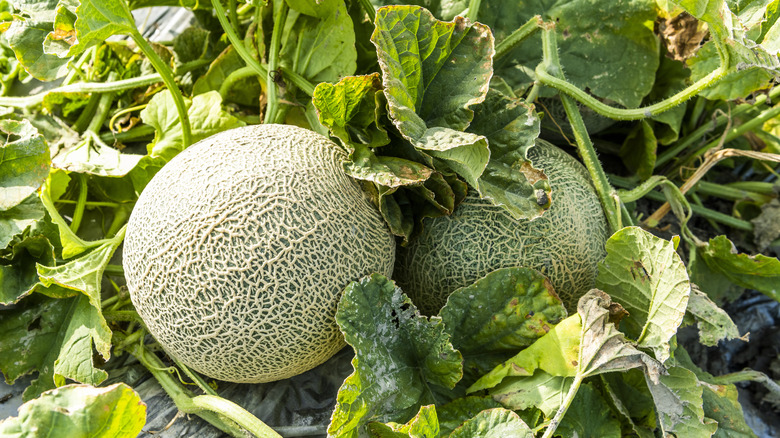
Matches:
[394,140,608,314]
[123,124,395,383]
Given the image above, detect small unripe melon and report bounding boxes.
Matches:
[394,140,607,314]
[123,124,395,383]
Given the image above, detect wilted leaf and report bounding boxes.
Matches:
[5,17,70,81]
[0,383,145,437]
[684,285,741,346]
[0,119,50,211]
[645,366,718,437]
[449,408,533,438]
[596,226,691,362]
[439,267,567,383]
[468,89,549,220]
[697,235,780,302]
[556,383,621,438]
[329,274,463,437]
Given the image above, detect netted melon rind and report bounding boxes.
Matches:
[394,140,608,315]
[123,124,395,383]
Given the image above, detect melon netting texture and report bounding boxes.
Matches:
[123,124,395,383]
[395,140,608,314]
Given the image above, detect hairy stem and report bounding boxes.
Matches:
[494,15,543,62]
[535,65,728,121]
[87,72,118,134]
[127,342,282,438]
[265,0,288,124]
[219,65,259,99]
[72,93,102,134]
[467,0,481,21]
[100,125,155,144]
[358,0,376,23]
[540,26,621,232]
[129,29,192,147]
[69,174,88,234]
[541,374,584,438]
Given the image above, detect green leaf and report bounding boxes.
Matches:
[281,0,357,83]
[647,53,689,145]
[0,119,50,211]
[467,314,581,393]
[436,396,502,437]
[468,89,549,220]
[140,90,246,162]
[372,5,493,186]
[619,120,657,181]
[645,366,718,437]
[313,74,389,150]
[601,370,658,438]
[683,285,741,346]
[697,235,780,302]
[596,226,691,362]
[39,170,94,259]
[0,383,145,438]
[172,26,210,63]
[329,274,463,437]
[5,17,70,81]
[68,0,136,56]
[42,0,78,58]
[682,0,780,99]
[367,405,440,438]
[0,194,45,250]
[480,0,659,108]
[439,267,567,383]
[192,46,262,107]
[449,408,533,438]
[555,383,621,438]
[0,232,55,305]
[489,371,571,416]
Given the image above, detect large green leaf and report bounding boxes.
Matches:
[555,383,621,438]
[439,267,567,383]
[51,133,143,177]
[281,0,357,84]
[645,366,718,437]
[697,235,780,302]
[372,5,493,187]
[0,233,54,305]
[601,370,658,438]
[0,383,145,438]
[329,274,463,438]
[596,226,691,362]
[0,119,50,211]
[192,46,262,107]
[480,0,659,108]
[467,89,548,220]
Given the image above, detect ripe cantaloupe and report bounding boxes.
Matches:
[394,139,608,314]
[123,124,396,383]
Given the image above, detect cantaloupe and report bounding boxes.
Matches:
[123,124,396,383]
[394,139,608,314]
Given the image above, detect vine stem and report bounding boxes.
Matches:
[541,374,584,438]
[265,0,288,125]
[645,149,780,226]
[0,60,209,109]
[69,174,88,233]
[466,0,481,21]
[129,29,192,147]
[127,341,282,438]
[211,0,316,97]
[357,0,376,23]
[536,66,728,121]
[540,25,621,233]
[494,15,543,62]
